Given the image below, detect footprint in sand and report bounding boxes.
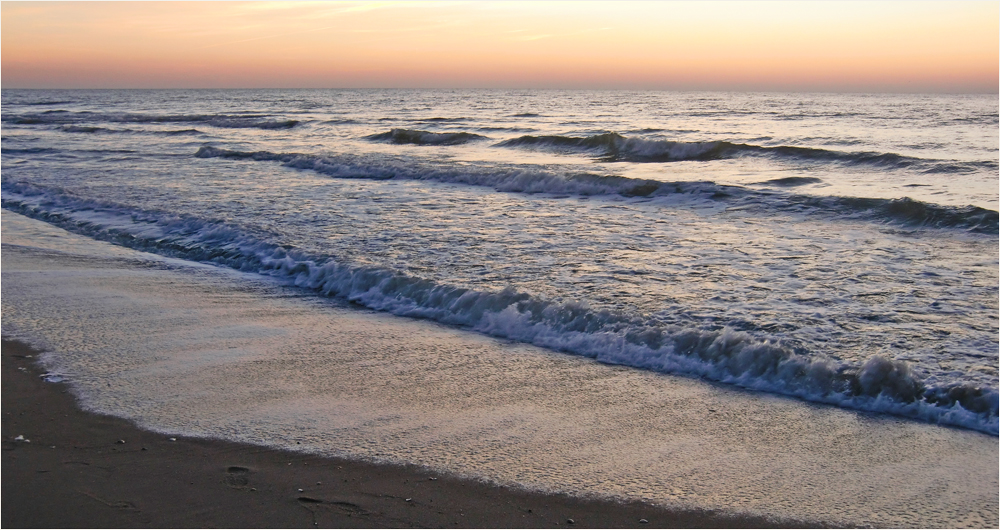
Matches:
[224,466,252,489]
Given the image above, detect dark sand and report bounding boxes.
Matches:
[2,338,819,529]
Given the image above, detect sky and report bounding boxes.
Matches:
[2,1,997,92]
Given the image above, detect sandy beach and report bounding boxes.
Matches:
[2,209,998,528]
[3,338,812,529]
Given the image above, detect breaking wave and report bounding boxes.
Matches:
[2,181,996,435]
[495,132,997,173]
[366,129,488,146]
[193,146,998,233]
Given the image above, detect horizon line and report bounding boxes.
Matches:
[4,86,998,95]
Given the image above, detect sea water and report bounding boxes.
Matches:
[4,211,998,528]
[1,89,998,524]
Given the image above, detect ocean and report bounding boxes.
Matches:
[2,89,998,525]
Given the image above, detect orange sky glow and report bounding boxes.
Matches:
[2,1,997,92]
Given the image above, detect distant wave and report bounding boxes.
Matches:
[417,117,467,122]
[754,177,824,187]
[60,126,121,134]
[193,146,998,233]
[157,128,203,136]
[476,126,537,133]
[3,181,996,435]
[0,147,59,155]
[366,129,488,146]
[495,132,996,174]
[58,125,201,136]
[5,112,299,131]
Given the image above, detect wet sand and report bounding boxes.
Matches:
[2,338,809,529]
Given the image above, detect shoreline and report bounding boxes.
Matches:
[3,209,996,528]
[2,338,818,529]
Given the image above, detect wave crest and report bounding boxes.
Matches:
[366,129,488,146]
[495,132,996,174]
[790,196,998,234]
